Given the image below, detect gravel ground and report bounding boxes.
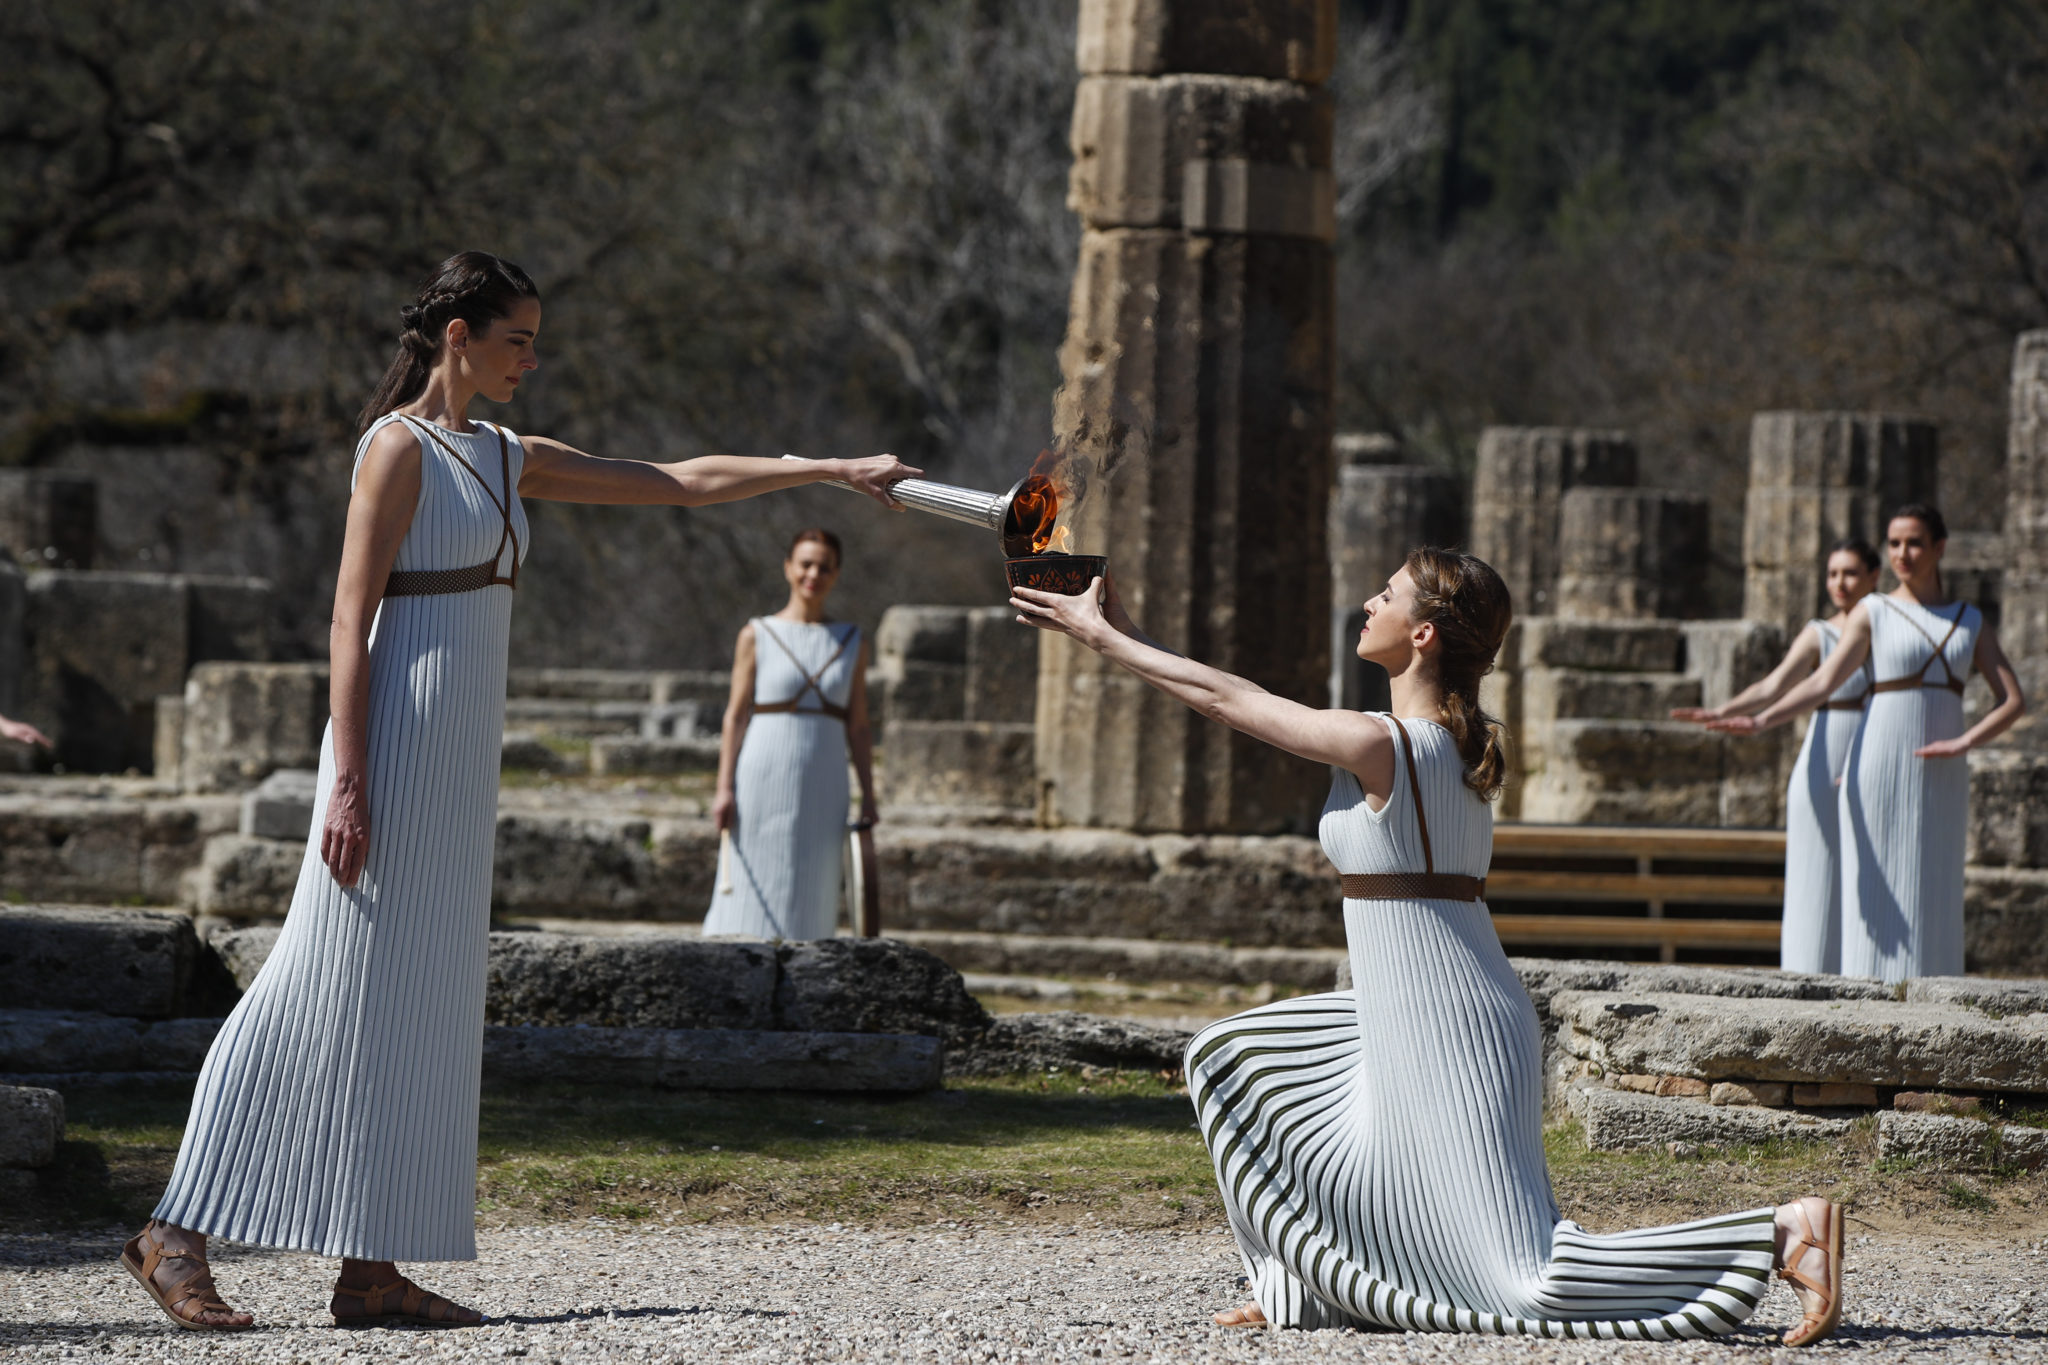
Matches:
[2,1221,2043,1362]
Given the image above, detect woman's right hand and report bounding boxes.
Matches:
[321,771,371,888]
[713,788,737,831]
[1669,706,1720,724]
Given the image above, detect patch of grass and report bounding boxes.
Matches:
[1944,1180,1997,1212]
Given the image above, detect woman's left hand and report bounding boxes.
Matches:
[1011,579,1111,647]
[857,794,878,829]
[1914,737,1970,759]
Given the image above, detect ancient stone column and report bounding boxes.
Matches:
[1741,412,1939,646]
[1468,428,1637,617]
[1037,0,1336,834]
[1555,488,1711,620]
[1328,435,1459,711]
[2004,333,2048,703]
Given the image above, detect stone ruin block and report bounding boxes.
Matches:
[22,571,188,773]
[0,905,201,1019]
[880,721,1036,817]
[186,575,274,664]
[1964,867,2048,975]
[1077,0,1337,82]
[178,661,329,793]
[1555,488,1710,620]
[1469,428,1637,618]
[875,605,968,726]
[964,606,1036,724]
[1519,619,1685,673]
[0,470,96,570]
[1328,445,1460,712]
[239,767,319,842]
[1069,74,1333,239]
[0,1086,64,1169]
[1742,411,1939,644]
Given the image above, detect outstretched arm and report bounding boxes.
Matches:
[0,714,53,749]
[1710,603,1873,735]
[1011,576,1395,796]
[1673,625,1822,722]
[1918,624,2027,757]
[517,438,919,509]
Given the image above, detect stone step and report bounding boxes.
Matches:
[0,792,238,907]
[898,930,1346,990]
[0,905,224,1019]
[1566,1081,1853,1152]
[1557,990,2048,1092]
[1877,1111,2048,1172]
[481,1026,940,1092]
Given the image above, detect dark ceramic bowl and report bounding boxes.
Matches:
[1005,553,1108,596]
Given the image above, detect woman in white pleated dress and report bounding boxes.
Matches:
[704,527,876,939]
[1013,547,1847,1346]
[1716,505,2025,983]
[1673,541,1879,972]
[120,252,916,1332]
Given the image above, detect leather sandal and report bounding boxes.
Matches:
[1777,1198,1844,1347]
[119,1227,253,1331]
[1213,1302,1268,1329]
[331,1276,483,1328]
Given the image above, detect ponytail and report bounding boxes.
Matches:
[356,251,540,436]
[1403,547,1514,801]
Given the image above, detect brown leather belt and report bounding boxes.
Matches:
[383,418,521,598]
[1822,697,1868,711]
[752,699,849,721]
[1341,872,1486,903]
[1870,677,1965,695]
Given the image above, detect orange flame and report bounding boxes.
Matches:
[1009,475,1059,554]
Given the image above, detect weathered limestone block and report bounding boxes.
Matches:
[1967,747,2048,867]
[0,1085,64,1168]
[1742,412,1939,644]
[775,937,992,1050]
[1555,488,1711,620]
[240,767,318,841]
[956,1012,1190,1077]
[1470,429,1637,617]
[1903,975,2048,1016]
[492,813,666,918]
[152,694,184,787]
[205,924,280,992]
[964,607,1036,724]
[1521,671,1702,722]
[23,572,188,773]
[1518,720,1729,825]
[0,905,199,1018]
[480,1026,942,1093]
[1556,991,2048,1092]
[875,606,968,726]
[897,930,1346,991]
[1077,0,1336,82]
[1877,1111,2048,1172]
[1041,228,1331,834]
[185,575,274,664]
[0,1010,222,1075]
[649,820,721,917]
[1567,1083,1850,1152]
[1069,75,1333,239]
[185,833,303,915]
[588,736,720,776]
[1329,456,1459,711]
[1710,1082,1789,1107]
[179,661,329,793]
[1962,867,2048,976]
[0,470,96,570]
[1680,620,1785,711]
[486,934,781,1031]
[881,721,1035,814]
[1518,619,1683,673]
[0,794,237,905]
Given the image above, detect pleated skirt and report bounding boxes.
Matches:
[1780,709,1856,974]
[1186,896,1777,1336]
[703,711,848,940]
[154,589,511,1261]
[1839,690,1968,982]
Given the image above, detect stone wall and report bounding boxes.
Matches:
[875,605,1036,823]
[1469,427,1637,618]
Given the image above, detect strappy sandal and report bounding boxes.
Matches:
[119,1227,253,1331]
[331,1276,483,1329]
[1213,1302,1268,1329]
[1777,1198,1844,1347]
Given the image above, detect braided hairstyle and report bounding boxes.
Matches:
[1403,547,1514,801]
[355,252,540,435]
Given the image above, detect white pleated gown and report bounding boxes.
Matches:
[703,619,859,941]
[1839,595,1979,983]
[155,414,527,1261]
[1188,716,1777,1338]
[1780,620,1870,974]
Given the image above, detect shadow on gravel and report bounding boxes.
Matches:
[499,1304,791,1325]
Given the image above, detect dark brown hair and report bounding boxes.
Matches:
[356,252,540,435]
[1828,538,1881,573]
[1887,502,1948,542]
[1404,547,1514,801]
[786,527,843,567]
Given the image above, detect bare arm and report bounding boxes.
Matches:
[1011,576,1397,800]
[0,714,53,749]
[712,625,757,833]
[1673,625,1822,722]
[321,425,422,887]
[847,638,878,826]
[1918,623,2027,757]
[517,438,918,509]
[1710,603,1874,735]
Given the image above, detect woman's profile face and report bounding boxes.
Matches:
[1356,565,1423,665]
[785,540,840,602]
[1885,516,1943,589]
[450,298,541,404]
[1825,550,1878,610]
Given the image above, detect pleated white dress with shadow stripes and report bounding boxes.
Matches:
[155,413,528,1262]
[702,618,859,940]
[1187,716,1777,1338]
[1838,595,1979,983]
[1780,619,1871,974]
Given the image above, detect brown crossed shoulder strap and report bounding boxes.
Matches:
[383,417,522,598]
[1340,716,1487,904]
[1869,597,1969,696]
[752,620,857,721]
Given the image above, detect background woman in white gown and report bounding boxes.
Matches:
[1013,550,1848,1347]
[705,528,876,939]
[1672,541,1879,973]
[121,251,917,1332]
[1713,506,2025,982]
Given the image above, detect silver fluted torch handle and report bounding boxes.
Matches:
[782,454,1046,556]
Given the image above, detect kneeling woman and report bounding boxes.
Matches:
[1012,549,1843,1345]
